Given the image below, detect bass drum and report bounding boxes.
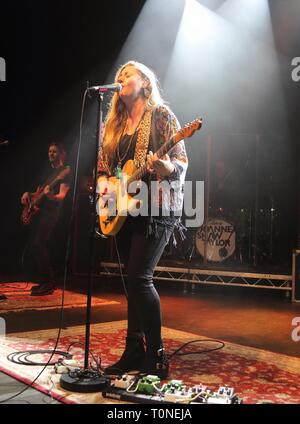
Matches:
[196,218,236,262]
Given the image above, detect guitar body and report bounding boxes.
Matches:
[21,166,70,226]
[21,187,44,225]
[99,160,143,236]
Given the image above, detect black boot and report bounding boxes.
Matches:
[105,336,145,375]
[140,346,169,380]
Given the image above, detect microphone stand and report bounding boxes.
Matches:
[0,140,8,301]
[60,89,110,392]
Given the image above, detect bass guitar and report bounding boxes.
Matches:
[21,166,70,225]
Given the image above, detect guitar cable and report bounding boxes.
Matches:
[113,235,128,299]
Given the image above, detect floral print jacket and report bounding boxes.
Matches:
[97,104,188,215]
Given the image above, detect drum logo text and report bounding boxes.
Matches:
[196,219,236,262]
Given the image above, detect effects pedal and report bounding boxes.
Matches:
[206,386,238,404]
[114,374,137,389]
[137,375,161,395]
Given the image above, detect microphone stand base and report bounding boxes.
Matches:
[60,369,110,393]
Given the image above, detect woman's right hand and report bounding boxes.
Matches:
[97,176,116,214]
[97,176,116,204]
[98,176,111,196]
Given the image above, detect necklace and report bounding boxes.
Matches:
[116,110,146,169]
[116,131,136,165]
[115,109,146,178]
[115,130,137,179]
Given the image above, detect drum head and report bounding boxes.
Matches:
[196,218,236,262]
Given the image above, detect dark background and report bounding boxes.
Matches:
[0,0,299,276]
[0,1,146,275]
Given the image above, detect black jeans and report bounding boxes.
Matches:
[116,216,175,349]
[22,208,59,283]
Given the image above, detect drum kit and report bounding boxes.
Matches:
[194,205,280,264]
[165,204,280,265]
[163,134,283,266]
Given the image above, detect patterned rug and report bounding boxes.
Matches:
[0,320,300,404]
[0,282,119,313]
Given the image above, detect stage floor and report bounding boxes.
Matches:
[1,275,300,404]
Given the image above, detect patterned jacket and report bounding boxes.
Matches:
[97,104,188,215]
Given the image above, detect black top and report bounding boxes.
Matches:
[39,164,71,213]
[116,133,137,168]
[114,131,155,171]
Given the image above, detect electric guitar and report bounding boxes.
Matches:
[98,118,203,236]
[21,166,70,225]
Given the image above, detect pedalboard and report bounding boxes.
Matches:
[102,374,242,404]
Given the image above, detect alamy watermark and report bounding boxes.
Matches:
[291,57,300,82]
[0,57,6,82]
[291,317,300,342]
[0,317,6,337]
[96,178,204,228]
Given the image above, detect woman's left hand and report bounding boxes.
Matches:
[147,151,175,178]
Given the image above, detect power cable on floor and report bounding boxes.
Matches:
[167,338,225,365]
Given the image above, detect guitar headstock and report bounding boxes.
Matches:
[174,118,203,143]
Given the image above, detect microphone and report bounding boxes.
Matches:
[87,83,122,93]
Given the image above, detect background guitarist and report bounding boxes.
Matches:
[97,61,188,378]
[21,143,70,296]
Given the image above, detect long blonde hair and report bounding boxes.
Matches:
[103,61,164,157]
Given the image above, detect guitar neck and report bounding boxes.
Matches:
[125,116,202,186]
[127,136,175,185]
[33,171,64,204]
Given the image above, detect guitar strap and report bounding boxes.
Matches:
[151,107,158,153]
[44,165,69,187]
[133,108,153,167]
